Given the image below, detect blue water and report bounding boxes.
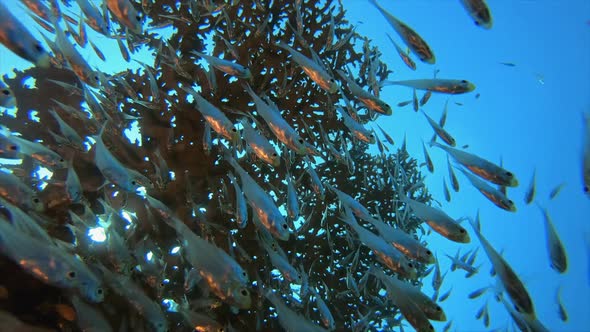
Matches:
[1,1,589,331]
[344,0,590,331]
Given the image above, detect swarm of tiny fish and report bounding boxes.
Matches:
[0,0,581,331]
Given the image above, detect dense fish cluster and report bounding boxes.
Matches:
[0,0,585,331]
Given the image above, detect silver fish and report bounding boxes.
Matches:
[537,205,568,273]
[0,219,104,302]
[0,2,51,67]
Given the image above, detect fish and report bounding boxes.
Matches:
[443,177,451,202]
[64,158,83,203]
[265,290,328,332]
[401,195,470,243]
[370,268,438,330]
[458,166,517,212]
[0,81,15,108]
[420,91,432,106]
[336,69,393,115]
[171,219,252,309]
[368,0,435,64]
[182,86,239,144]
[191,50,252,79]
[98,265,167,331]
[381,79,476,94]
[259,234,302,284]
[422,110,456,147]
[469,220,536,318]
[106,0,142,34]
[92,123,152,192]
[459,0,493,29]
[202,122,212,156]
[412,89,419,112]
[0,2,51,67]
[431,141,519,187]
[0,219,104,303]
[0,169,45,213]
[115,36,130,62]
[447,155,460,192]
[524,168,536,204]
[468,286,489,299]
[310,287,335,330]
[276,41,338,93]
[239,118,281,167]
[286,172,299,220]
[48,108,85,151]
[422,140,434,173]
[376,124,395,145]
[177,295,225,332]
[304,156,325,200]
[499,62,516,67]
[224,151,290,241]
[555,286,568,322]
[336,106,376,144]
[583,112,590,197]
[340,206,417,279]
[537,205,568,273]
[70,295,113,332]
[439,287,452,302]
[548,182,566,200]
[386,33,416,70]
[75,0,109,35]
[227,172,248,228]
[243,84,307,155]
[52,11,101,88]
[365,209,435,264]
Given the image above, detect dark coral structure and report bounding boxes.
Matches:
[0,0,431,330]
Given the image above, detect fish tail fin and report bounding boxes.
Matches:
[428,140,442,149]
[378,80,395,88]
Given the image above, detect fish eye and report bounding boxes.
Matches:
[514,304,521,312]
[272,152,278,157]
[32,197,40,203]
[242,271,247,277]
[97,288,103,295]
[159,282,165,288]
[231,128,237,132]
[60,158,65,163]
[330,78,335,82]
[94,75,99,81]
[34,43,44,53]
[436,306,442,311]
[426,250,432,255]
[298,138,304,144]
[240,288,249,296]
[459,229,465,233]
[131,180,137,185]
[505,171,513,177]
[9,145,17,151]
[135,15,142,21]
[508,200,514,205]
[282,224,288,229]
[1,89,10,95]
[461,80,468,84]
[67,271,77,279]
[408,262,413,268]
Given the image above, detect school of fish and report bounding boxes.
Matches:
[0,0,586,331]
